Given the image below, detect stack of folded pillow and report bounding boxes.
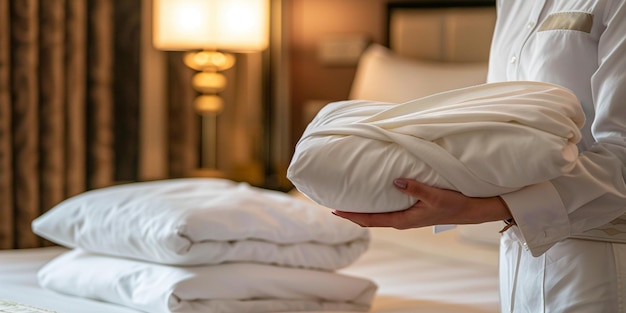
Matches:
[32,178,376,313]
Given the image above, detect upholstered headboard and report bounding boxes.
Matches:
[387,1,496,63]
[348,1,496,103]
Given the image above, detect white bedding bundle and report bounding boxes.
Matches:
[32,178,376,313]
[288,81,584,213]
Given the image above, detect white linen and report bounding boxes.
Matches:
[288,81,584,213]
[37,249,376,313]
[31,178,369,270]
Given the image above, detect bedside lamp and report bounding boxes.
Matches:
[153,0,269,174]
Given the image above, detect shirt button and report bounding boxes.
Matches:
[527,21,535,29]
[522,242,529,251]
[510,56,517,64]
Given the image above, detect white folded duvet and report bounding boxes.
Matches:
[288,82,584,213]
[38,249,377,313]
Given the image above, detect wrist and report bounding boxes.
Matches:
[466,196,512,224]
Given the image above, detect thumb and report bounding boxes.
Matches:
[393,178,435,203]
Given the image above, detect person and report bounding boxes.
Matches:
[332,1,626,312]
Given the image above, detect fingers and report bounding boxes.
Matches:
[394,178,433,203]
[332,179,500,229]
[331,179,441,229]
[332,210,411,228]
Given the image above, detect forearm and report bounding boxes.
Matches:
[453,194,512,225]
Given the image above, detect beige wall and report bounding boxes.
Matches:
[286,0,423,149]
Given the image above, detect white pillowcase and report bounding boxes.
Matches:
[347,43,495,242]
[349,43,488,102]
[288,82,584,213]
[32,178,370,270]
[39,249,377,313]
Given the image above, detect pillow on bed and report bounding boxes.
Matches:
[349,43,488,102]
[288,81,584,213]
[31,178,370,270]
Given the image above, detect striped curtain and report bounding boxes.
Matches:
[0,0,273,249]
[0,0,154,249]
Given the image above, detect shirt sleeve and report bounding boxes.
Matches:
[501,1,626,257]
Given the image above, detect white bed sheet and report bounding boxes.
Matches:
[344,227,500,313]
[0,227,499,313]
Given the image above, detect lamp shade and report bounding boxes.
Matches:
[153,0,269,52]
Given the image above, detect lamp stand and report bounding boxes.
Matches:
[184,50,236,177]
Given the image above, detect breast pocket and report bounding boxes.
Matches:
[526,8,600,79]
[522,26,597,94]
[538,12,593,33]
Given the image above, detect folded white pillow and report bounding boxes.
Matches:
[288,82,584,213]
[32,178,370,270]
[39,249,377,313]
[349,43,488,102]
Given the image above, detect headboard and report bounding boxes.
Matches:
[347,1,496,103]
[386,1,496,63]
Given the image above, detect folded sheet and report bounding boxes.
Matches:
[32,178,369,270]
[288,82,584,213]
[38,249,377,313]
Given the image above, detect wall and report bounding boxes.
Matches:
[287,0,425,150]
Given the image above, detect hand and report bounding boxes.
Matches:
[332,178,512,229]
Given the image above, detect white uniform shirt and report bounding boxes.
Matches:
[488,0,626,256]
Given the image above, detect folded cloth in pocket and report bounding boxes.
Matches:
[38,249,377,313]
[288,81,584,213]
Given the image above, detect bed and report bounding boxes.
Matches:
[0,2,505,313]
[0,180,500,313]
[0,220,500,313]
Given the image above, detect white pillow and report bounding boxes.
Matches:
[288,82,584,213]
[349,43,488,102]
[31,178,370,270]
[348,44,495,243]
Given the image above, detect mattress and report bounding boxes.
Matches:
[0,227,499,313]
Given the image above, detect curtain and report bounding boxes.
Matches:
[0,0,273,250]
[0,0,154,250]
